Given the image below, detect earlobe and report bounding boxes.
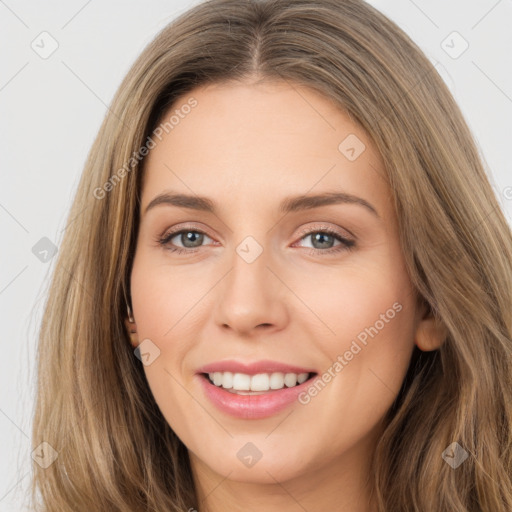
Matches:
[125,305,139,348]
[415,310,448,352]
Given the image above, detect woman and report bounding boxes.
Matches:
[31,0,512,510]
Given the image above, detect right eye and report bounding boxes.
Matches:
[158,228,215,254]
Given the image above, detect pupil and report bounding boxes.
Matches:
[183,231,203,247]
[313,233,333,249]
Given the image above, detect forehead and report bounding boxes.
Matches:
[141,80,390,219]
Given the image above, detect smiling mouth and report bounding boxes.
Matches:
[201,371,318,395]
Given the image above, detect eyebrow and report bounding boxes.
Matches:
[144,191,379,218]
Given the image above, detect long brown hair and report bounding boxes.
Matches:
[31,0,512,510]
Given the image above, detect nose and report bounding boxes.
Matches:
[213,242,289,337]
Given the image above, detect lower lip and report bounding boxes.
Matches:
[197,374,315,420]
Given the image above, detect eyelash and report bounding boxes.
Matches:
[157,225,356,256]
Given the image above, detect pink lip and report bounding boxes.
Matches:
[197,374,316,419]
[196,359,316,375]
[195,359,317,420]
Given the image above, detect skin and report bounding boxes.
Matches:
[127,79,444,512]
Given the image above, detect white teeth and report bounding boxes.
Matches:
[269,372,285,389]
[251,373,270,391]
[297,372,309,384]
[232,373,251,390]
[221,371,233,389]
[284,373,297,387]
[206,371,310,391]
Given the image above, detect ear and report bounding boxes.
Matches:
[414,302,448,352]
[124,306,139,348]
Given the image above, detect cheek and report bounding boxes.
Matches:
[130,254,210,342]
[129,255,206,435]
[331,277,412,355]
[290,251,417,416]
[288,252,414,358]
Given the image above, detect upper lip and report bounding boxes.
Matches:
[196,359,317,376]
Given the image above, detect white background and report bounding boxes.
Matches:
[1,0,511,509]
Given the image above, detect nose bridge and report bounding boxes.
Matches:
[214,232,288,333]
[227,234,274,309]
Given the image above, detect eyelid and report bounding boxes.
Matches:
[159,222,216,243]
[294,223,354,241]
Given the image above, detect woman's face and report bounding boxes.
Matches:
[130,80,424,490]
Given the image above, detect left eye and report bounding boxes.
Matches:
[296,231,348,250]
[158,228,355,254]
